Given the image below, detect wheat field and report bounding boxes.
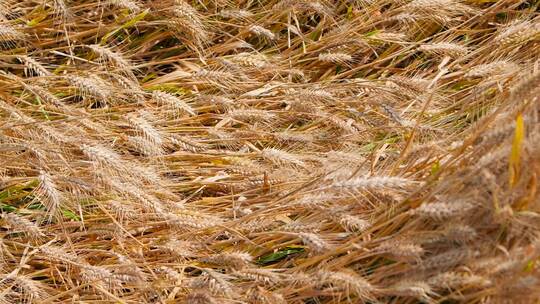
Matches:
[0,0,539,303]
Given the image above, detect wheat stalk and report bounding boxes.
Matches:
[0,0,538,302]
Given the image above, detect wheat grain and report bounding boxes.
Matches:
[318,270,376,301]
[248,25,276,40]
[34,170,63,220]
[0,23,22,45]
[428,271,491,289]
[331,176,416,190]
[318,52,354,65]
[229,52,269,68]
[186,291,219,304]
[69,75,112,103]
[87,44,132,72]
[234,268,280,284]
[17,56,51,77]
[219,9,253,19]
[1,0,539,302]
[2,213,44,240]
[413,199,475,221]
[420,248,477,271]
[110,0,140,12]
[299,233,329,254]
[165,210,222,229]
[1,274,49,302]
[418,42,468,58]
[495,20,540,45]
[127,111,163,147]
[334,214,371,232]
[261,148,305,168]
[191,269,235,297]
[465,61,519,78]
[200,251,252,269]
[386,281,435,302]
[166,1,207,52]
[227,108,276,122]
[377,240,425,263]
[80,264,122,291]
[152,90,195,116]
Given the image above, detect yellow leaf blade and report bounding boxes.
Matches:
[509,114,525,186]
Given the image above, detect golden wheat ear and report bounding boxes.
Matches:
[86,44,134,74]
[47,0,70,19]
[127,111,164,148]
[1,213,45,241]
[219,8,253,20]
[166,1,209,53]
[418,42,469,59]
[69,75,113,104]
[109,0,141,12]
[261,147,306,168]
[316,270,377,302]
[383,281,437,303]
[152,90,196,116]
[1,0,539,301]
[318,52,355,67]
[495,20,540,45]
[464,61,519,78]
[0,23,24,48]
[0,274,51,302]
[33,170,64,222]
[16,56,52,77]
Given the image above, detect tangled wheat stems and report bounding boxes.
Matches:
[0,0,539,303]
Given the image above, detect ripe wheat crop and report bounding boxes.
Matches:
[0,0,539,303]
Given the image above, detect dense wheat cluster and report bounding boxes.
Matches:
[0,0,539,303]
